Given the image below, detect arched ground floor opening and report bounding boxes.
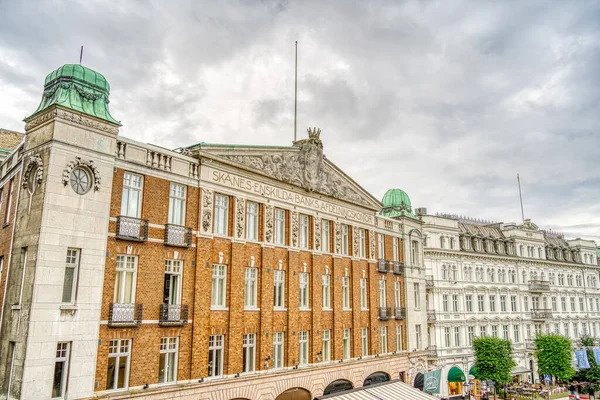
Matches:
[275,387,311,400]
[323,379,353,395]
[363,371,390,387]
[414,372,424,391]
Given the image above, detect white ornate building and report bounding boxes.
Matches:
[422,214,598,399]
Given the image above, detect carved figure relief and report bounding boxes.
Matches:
[264,205,274,243]
[291,211,299,247]
[369,230,376,259]
[220,128,373,207]
[352,226,360,257]
[314,216,321,251]
[235,197,245,239]
[23,154,44,213]
[62,157,101,191]
[334,221,341,254]
[201,189,213,233]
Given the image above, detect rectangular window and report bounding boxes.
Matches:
[299,331,309,366]
[444,327,451,347]
[379,280,387,308]
[492,325,498,337]
[62,249,80,304]
[322,274,331,309]
[214,194,229,235]
[211,264,227,307]
[380,326,388,354]
[342,329,351,359]
[561,297,566,311]
[416,325,422,349]
[243,334,256,373]
[168,183,186,225]
[342,276,351,309]
[393,237,399,261]
[414,283,420,308]
[52,342,70,398]
[208,335,224,377]
[478,295,485,312]
[466,295,473,312]
[114,255,137,304]
[564,323,570,337]
[579,297,584,311]
[489,295,496,312]
[500,295,507,312]
[274,270,285,308]
[322,330,331,362]
[341,224,349,255]
[361,328,369,356]
[396,325,403,351]
[322,220,330,252]
[246,202,259,241]
[244,268,258,309]
[411,240,419,266]
[164,259,182,306]
[106,339,130,390]
[360,278,367,309]
[513,325,520,342]
[273,332,284,369]
[158,337,178,384]
[4,179,13,225]
[359,229,366,258]
[454,327,460,346]
[443,294,449,312]
[552,297,557,311]
[570,297,576,311]
[467,326,474,345]
[394,281,401,308]
[121,172,143,218]
[452,294,459,312]
[274,209,286,245]
[378,233,385,259]
[524,296,529,311]
[502,325,509,340]
[511,296,517,312]
[480,326,486,337]
[299,214,309,249]
[299,272,309,309]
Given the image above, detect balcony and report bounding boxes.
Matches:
[427,345,438,358]
[377,259,390,273]
[164,224,193,247]
[108,303,142,328]
[116,216,148,242]
[379,307,392,320]
[425,275,434,288]
[528,280,550,292]
[392,261,405,275]
[525,340,536,350]
[531,308,553,320]
[395,307,406,320]
[159,303,189,327]
[427,310,437,322]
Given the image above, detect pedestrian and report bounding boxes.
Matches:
[569,383,576,396]
[590,385,596,400]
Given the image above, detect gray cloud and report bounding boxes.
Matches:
[1,0,598,242]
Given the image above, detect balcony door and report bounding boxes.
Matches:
[164,260,182,305]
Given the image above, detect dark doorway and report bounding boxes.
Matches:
[414,372,424,390]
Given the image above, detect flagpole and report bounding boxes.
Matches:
[79,46,84,65]
[293,41,298,143]
[517,174,525,223]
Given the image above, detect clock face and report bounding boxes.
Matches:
[70,167,92,195]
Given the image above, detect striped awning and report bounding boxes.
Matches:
[321,380,436,399]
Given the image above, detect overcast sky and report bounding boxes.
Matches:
[0,0,598,242]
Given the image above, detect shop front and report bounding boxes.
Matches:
[447,366,466,398]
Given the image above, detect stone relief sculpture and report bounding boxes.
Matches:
[352,226,359,257]
[201,189,213,233]
[265,205,274,243]
[22,154,44,190]
[235,197,245,238]
[334,221,341,254]
[291,211,299,247]
[220,128,373,208]
[62,156,101,191]
[369,230,376,259]
[314,216,321,251]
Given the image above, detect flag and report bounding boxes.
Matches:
[593,348,600,365]
[423,368,442,394]
[576,350,590,369]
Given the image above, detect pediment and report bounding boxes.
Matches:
[193,132,382,210]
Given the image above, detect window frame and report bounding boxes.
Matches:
[299,272,309,309]
[168,182,187,226]
[274,270,285,309]
[213,194,229,236]
[243,333,256,373]
[244,267,258,309]
[158,337,178,384]
[208,335,224,377]
[274,208,286,245]
[120,172,143,218]
[273,332,284,369]
[322,274,331,310]
[299,214,309,249]
[62,248,80,304]
[52,342,71,399]
[114,255,137,304]
[245,201,259,241]
[299,331,309,366]
[211,264,227,308]
[106,339,131,391]
[321,219,330,252]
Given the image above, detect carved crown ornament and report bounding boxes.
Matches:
[22,154,44,190]
[62,157,101,192]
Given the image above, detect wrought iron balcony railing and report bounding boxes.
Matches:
[531,308,553,320]
[425,275,434,288]
[427,345,438,358]
[108,303,142,327]
[377,259,390,273]
[528,280,550,291]
[427,310,437,322]
[159,303,189,326]
[395,307,406,320]
[164,224,193,247]
[378,307,392,320]
[116,216,148,242]
[392,261,405,275]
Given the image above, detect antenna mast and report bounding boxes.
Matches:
[294,41,298,143]
[517,173,525,223]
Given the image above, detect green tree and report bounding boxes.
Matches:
[535,334,575,381]
[473,336,516,387]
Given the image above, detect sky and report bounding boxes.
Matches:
[0,0,599,242]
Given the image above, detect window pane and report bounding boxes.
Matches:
[62,267,74,303]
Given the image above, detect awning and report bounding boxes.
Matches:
[469,365,478,379]
[448,366,466,383]
[511,366,532,376]
[322,380,436,399]
[414,373,424,390]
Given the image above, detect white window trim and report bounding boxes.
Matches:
[158,337,178,385]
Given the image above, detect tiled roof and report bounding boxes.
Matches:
[459,222,504,239]
[0,129,24,152]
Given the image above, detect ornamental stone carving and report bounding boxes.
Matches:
[25,108,119,134]
[334,221,341,254]
[22,154,44,190]
[352,226,360,257]
[220,128,372,207]
[201,189,213,233]
[291,211,299,247]
[369,230,376,259]
[314,216,321,251]
[235,197,245,239]
[62,157,101,191]
[265,205,274,243]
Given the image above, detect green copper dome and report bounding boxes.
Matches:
[27,64,120,125]
[380,188,415,218]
